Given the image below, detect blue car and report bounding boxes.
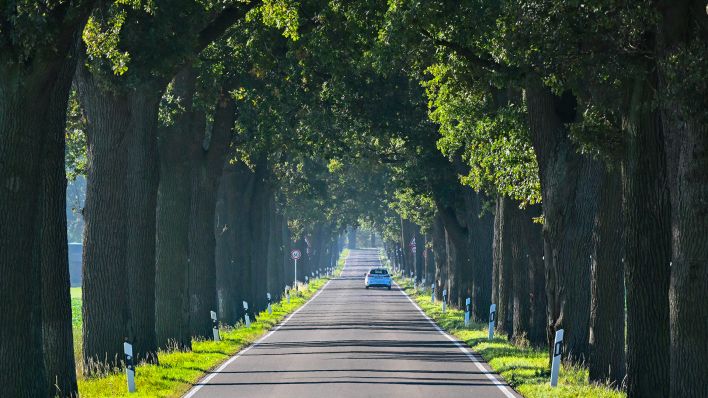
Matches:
[365,268,391,290]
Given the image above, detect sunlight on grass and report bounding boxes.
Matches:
[74,250,348,397]
[393,274,625,398]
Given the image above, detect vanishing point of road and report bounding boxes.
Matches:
[184,249,520,398]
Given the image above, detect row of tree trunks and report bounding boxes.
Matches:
[188,94,235,339]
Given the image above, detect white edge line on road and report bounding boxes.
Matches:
[394,281,518,398]
[183,277,335,398]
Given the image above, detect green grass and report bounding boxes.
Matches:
[74,249,348,397]
[392,276,625,398]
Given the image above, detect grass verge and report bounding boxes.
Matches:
[390,275,624,398]
[75,249,348,397]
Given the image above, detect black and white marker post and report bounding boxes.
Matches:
[267,293,272,315]
[285,286,291,304]
[442,289,447,313]
[124,340,136,393]
[305,275,309,288]
[243,301,250,328]
[464,297,471,327]
[488,304,496,340]
[431,283,435,303]
[550,329,564,387]
[210,311,220,341]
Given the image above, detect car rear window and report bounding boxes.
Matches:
[369,269,388,275]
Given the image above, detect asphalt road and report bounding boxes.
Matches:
[184,249,520,398]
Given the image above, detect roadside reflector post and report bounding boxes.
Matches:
[243,301,250,328]
[285,286,291,304]
[488,304,496,340]
[124,340,136,393]
[210,311,220,341]
[305,275,309,288]
[267,293,272,315]
[464,297,471,327]
[550,329,564,387]
[442,289,447,313]
[431,283,435,303]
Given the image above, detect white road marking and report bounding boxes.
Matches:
[394,281,519,398]
[183,278,334,398]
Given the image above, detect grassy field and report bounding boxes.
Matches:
[72,249,348,397]
[391,274,625,398]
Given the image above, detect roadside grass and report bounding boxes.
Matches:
[393,276,625,398]
[73,249,348,397]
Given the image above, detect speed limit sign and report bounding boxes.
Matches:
[291,249,302,260]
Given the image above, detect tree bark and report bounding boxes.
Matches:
[155,67,197,350]
[656,5,708,396]
[76,64,132,371]
[37,54,79,398]
[621,72,671,398]
[494,196,514,338]
[525,77,599,361]
[588,166,626,385]
[189,93,235,338]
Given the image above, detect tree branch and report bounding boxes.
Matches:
[196,1,261,53]
[420,29,520,77]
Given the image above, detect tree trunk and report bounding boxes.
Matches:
[76,64,132,371]
[656,5,708,396]
[463,189,493,322]
[621,73,671,398]
[348,228,357,249]
[524,205,546,347]
[525,77,599,361]
[155,67,196,350]
[588,166,626,385]
[38,55,79,397]
[189,93,235,338]
[494,196,514,338]
[432,214,448,299]
[0,7,92,394]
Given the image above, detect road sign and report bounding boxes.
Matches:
[291,249,302,260]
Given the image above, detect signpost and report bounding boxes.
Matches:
[291,249,301,288]
[464,297,471,327]
[243,301,250,328]
[210,311,220,341]
[550,329,564,387]
[124,340,136,393]
[488,304,496,340]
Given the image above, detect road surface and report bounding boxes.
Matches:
[184,249,520,398]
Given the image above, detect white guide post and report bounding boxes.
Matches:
[464,297,471,327]
[267,293,272,315]
[550,329,564,387]
[243,301,250,328]
[210,311,220,342]
[488,304,496,340]
[442,289,447,313]
[431,283,435,303]
[124,341,136,393]
[285,286,291,304]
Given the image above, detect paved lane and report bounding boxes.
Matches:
[185,249,520,398]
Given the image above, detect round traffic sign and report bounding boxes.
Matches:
[291,249,302,260]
